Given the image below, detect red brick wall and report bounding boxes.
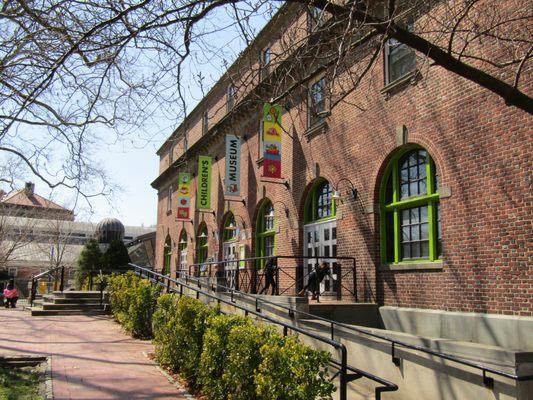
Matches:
[154,2,532,316]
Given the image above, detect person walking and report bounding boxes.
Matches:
[298,262,335,300]
[3,279,19,308]
[259,257,277,295]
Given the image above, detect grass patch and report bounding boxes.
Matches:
[0,365,43,400]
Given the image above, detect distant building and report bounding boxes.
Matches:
[0,183,154,295]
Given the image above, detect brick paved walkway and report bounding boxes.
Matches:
[0,307,194,399]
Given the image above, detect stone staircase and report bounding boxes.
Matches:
[31,291,108,316]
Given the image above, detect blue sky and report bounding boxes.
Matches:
[4,4,276,228]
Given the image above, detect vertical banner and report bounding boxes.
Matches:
[263,103,282,178]
[197,156,212,210]
[176,173,191,220]
[225,134,241,196]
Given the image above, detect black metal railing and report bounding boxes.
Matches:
[29,266,65,307]
[129,263,397,400]
[178,258,533,390]
[186,255,357,302]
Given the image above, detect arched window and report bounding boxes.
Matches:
[163,235,171,275]
[256,200,275,267]
[380,147,441,264]
[304,179,336,223]
[178,229,187,274]
[223,212,237,242]
[196,223,208,264]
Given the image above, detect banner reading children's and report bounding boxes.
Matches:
[197,156,212,210]
[263,103,282,178]
[225,134,241,196]
[176,173,191,220]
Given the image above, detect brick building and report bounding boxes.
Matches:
[151,1,532,317]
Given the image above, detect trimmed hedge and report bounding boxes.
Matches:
[107,271,161,339]
[108,277,335,400]
[152,294,335,400]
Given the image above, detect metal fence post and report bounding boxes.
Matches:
[60,266,65,292]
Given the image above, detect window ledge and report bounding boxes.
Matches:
[380,261,443,272]
[256,157,264,166]
[380,70,420,98]
[304,119,328,140]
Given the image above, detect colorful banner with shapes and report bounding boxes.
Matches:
[197,156,212,210]
[263,103,282,178]
[225,134,241,196]
[176,173,191,220]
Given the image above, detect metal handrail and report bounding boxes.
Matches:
[174,257,533,388]
[128,263,398,400]
[179,256,533,387]
[29,265,65,307]
[187,255,357,302]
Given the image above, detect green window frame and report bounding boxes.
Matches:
[163,235,172,275]
[255,200,276,268]
[223,212,238,242]
[304,179,336,224]
[196,223,208,264]
[178,229,187,252]
[380,146,441,264]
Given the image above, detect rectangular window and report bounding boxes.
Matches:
[265,236,275,257]
[227,85,236,111]
[202,110,209,135]
[8,267,17,277]
[385,23,416,84]
[258,112,264,159]
[308,6,325,32]
[260,48,271,80]
[309,77,326,127]
[400,206,429,260]
[183,131,188,152]
[168,146,174,164]
[167,186,172,213]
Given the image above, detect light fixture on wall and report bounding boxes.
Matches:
[179,237,187,245]
[333,178,357,201]
[226,220,237,231]
[198,231,208,239]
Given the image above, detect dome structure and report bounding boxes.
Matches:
[96,217,125,243]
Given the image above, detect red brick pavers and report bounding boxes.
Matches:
[0,307,194,399]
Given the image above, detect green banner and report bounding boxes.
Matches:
[197,156,212,210]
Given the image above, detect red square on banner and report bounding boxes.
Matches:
[177,207,190,220]
[263,158,281,178]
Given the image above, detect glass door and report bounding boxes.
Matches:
[303,220,337,296]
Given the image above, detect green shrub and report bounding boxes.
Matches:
[198,314,249,400]
[107,271,161,339]
[255,335,335,400]
[223,322,274,400]
[152,295,214,387]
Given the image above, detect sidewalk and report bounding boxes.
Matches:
[0,307,194,399]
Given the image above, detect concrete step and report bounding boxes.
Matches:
[52,291,104,299]
[308,302,379,326]
[31,308,108,316]
[43,296,105,304]
[41,302,105,311]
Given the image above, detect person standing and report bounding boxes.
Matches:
[259,257,277,295]
[298,262,335,300]
[3,279,19,308]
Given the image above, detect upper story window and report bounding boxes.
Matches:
[309,77,326,128]
[380,147,441,264]
[384,22,416,85]
[168,146,174,164]
[227,85,236,111]
[260,48,271,80]
[308,6,325,32]
[202,110,209,135]
[183,130,188,152]
[166,185,172,213]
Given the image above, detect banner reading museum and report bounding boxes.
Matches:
[225,134,241,196]
[197,156,212,210]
